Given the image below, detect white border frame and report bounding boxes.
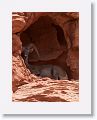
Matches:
[0,0,91,114]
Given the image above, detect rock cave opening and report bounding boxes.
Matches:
[12,12,79,102]
[20,15,70,80]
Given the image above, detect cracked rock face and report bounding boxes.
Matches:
[12,12,79,102]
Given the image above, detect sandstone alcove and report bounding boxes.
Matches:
[20,15,69,80]
[12,12,79,102]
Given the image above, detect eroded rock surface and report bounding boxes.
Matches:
[12,12,79,102]
[13,78,79,102]
[12,56,37,92]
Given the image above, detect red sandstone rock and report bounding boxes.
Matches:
[12,56,37,92]
[12,34,22,57]
[12,12,79,101]
[12,79,79,102]
[12,12,26,33]
[65,12,79,19]
[12,12,46,34]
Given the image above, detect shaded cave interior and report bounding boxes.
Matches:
[20,15,74,80]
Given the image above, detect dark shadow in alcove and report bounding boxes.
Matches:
[51,23,67,48]
[20,15,69,80]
